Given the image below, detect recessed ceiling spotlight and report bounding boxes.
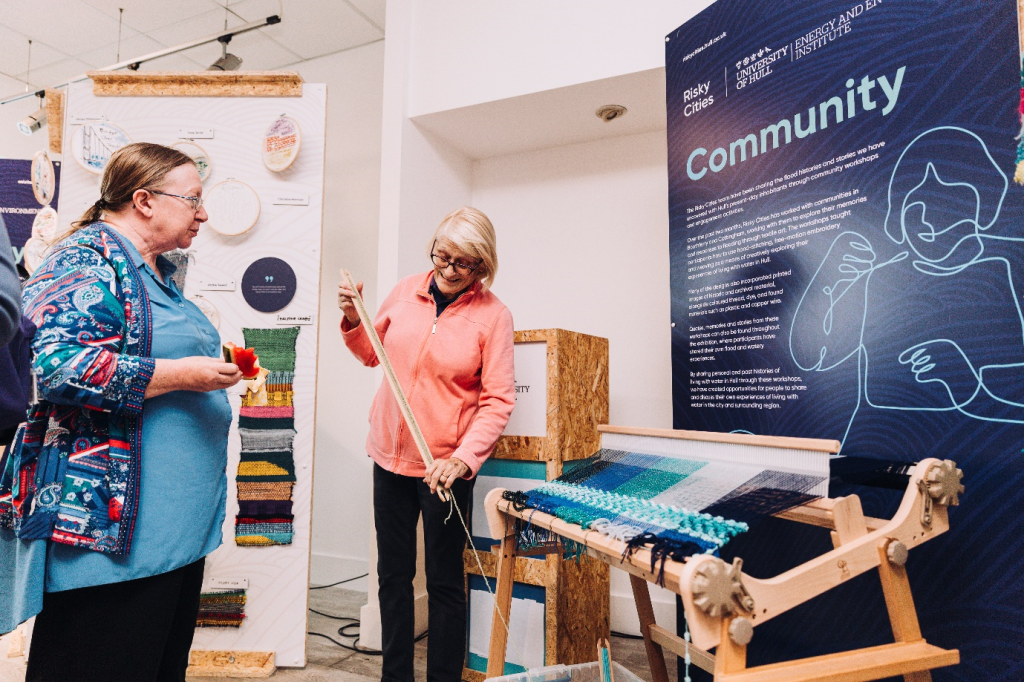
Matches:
[596,104,628,122]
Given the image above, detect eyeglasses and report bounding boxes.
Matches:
[149,190,203,212]
[430,241,481,275]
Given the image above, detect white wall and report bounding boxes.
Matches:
[407,0,715,116]
[296,41,386,588]
[476,131,672,428]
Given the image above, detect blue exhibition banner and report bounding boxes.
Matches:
[667,1,1022,679]
[0,158,61,264]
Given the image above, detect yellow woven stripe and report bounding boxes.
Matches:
[238,461,290,477]
[235,536,274,546]
[267,390,294,406]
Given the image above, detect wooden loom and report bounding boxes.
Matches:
[482,425,963,682]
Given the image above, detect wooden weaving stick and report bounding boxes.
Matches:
[342,270,447,501]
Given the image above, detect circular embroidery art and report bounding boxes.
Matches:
[262,115,301,172]
[241,257,297,312]
[71,121,131,175]
[204,179,261,236]
[171,140,213,182]
[31,149,56,206]
[190,295,221,329]
[24,206,59,274]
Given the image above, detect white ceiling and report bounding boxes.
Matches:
[0,0,385,99]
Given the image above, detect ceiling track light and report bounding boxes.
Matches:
[0,13,282,106]
[208,34,243,71]
[17,92,46,135]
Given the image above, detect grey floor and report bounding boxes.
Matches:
[2,587,674,682]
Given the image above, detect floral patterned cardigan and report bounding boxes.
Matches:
[0,224,155,555]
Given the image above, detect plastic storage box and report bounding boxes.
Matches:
[484,661,645,682]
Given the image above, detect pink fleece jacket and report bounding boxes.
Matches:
[341,271,515,478]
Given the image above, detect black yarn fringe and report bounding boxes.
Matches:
[622,532,703,586]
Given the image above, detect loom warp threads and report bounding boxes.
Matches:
[502,447,827,583]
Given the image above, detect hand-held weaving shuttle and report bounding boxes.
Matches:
[483,425,963,682]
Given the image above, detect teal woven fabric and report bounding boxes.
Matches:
[505,449,825,578]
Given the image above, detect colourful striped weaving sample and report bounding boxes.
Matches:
[233,327,301,547]
[196,588,246,628]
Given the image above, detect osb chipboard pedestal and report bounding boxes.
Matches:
[464,328,610,681]
[493,328,610,472]
[186,650,275,678]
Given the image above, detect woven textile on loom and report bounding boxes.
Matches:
[233,327,300,547]
[504,448,826,578]
[196,588,247,628]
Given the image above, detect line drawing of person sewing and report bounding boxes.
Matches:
[789,126,1024,447]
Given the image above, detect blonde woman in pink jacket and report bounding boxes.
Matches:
[337,206,515,682]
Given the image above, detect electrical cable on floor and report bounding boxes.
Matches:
[309,572,369,590]
[308,609,427,656]
[611,631,644,640]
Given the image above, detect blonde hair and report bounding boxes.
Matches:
[71,142,195,232]
[429,207,499,291]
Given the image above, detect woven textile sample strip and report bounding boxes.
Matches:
[234,327,301,547]
[196,588,246,628]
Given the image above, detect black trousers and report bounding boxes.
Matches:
[26,557,206,682]
[374,463,474,682]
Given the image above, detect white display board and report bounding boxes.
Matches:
[501,342,547,437]
[57,79,326,668]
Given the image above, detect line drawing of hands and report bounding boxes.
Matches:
[896,340,981,410]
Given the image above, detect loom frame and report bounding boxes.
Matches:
[482,425,960,682]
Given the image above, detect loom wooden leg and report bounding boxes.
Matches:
[629,575,670,682]
[878,539,932,682]
[486,529,519,679]
[714,617,747,677]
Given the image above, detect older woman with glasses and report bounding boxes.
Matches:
[337,206,515,682]
[1,142,241,682]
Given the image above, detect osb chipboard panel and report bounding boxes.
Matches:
[556,555,610,665]
[494,329,608,463]
[463,548,554,587]
[554,329,609,461]
[45,88,64,154]
[493,435,544,461]
[464,669,487,682]
[88,71,303,97]
[186,651,275,678]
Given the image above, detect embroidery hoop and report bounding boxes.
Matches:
[71,120,131,175]
[204,178,261,236]
[31,149,55,206]
[171,140,213,183]
[262,115,301,172]
[189,294,221,330]
[24,206,59,274]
